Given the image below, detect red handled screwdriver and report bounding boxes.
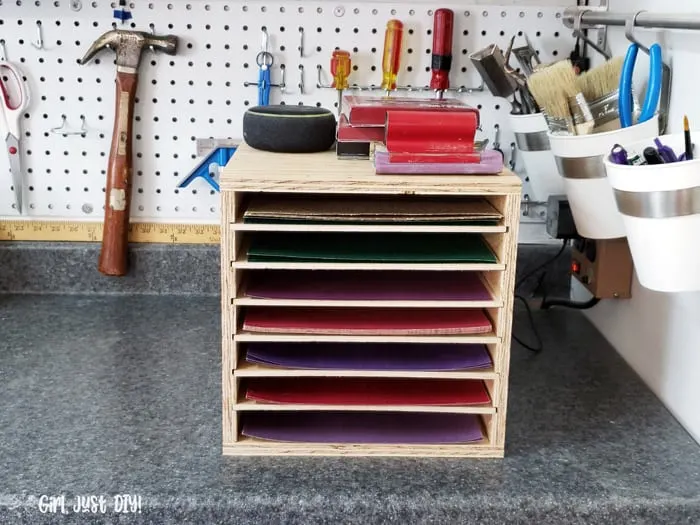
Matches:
[429,8,455,99]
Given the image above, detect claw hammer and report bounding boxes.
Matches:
[79,30,178,276]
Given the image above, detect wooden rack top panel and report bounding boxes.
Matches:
[222,144,522,195]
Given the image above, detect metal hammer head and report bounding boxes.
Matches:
[79,29,178,72]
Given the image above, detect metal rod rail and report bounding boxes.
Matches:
[562,7,700,32]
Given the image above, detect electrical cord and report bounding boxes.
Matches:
[512,294,544,353]
[511,239,569,353]
[541,296,600,310]
[515,239,569,290]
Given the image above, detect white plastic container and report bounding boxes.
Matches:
[604,132,700,292]
[548,117,659,239]
[509,113,565,201]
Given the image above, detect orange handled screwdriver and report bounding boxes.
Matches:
[331,50,351,117]
[430,8,454,99]
[381,19,404,96]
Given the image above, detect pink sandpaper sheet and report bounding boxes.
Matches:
[374,148,504,174]
[243,271,492,301]
[245,343,493,371]
[241,411,484,444]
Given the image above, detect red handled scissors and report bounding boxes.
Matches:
[0,54,30,213]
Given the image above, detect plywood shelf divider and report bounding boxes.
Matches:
[231,222,508,234]
[223,437,499,458]
[234,362,498,380]
[234,332,502,344]
[234,400,497,415]
[220,143,521,458]
[235,298,503,308]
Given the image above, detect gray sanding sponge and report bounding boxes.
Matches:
[243,105,337,153]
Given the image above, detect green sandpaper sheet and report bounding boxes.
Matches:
[247,233,497,263]
[244,218,500,226]
[243,195,503,224]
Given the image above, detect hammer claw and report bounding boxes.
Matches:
[79,30,119,65]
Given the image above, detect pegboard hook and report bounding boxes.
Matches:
[573,9,611,59]
[0,40,7,62]
[148,23,157,54]
[298,27,304,58]
[30,21,44,51]
[298,64,305,95]
[316,65,330,89]
[51,115,87,137]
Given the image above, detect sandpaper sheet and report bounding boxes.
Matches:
[245,378,490,405]
[243,271,492,301]
[246,233,498,263]
[245,343,493,370]
[243,195,502,223]
[375,148,505,175]
[242,307,493,335]
[241,411,484,444]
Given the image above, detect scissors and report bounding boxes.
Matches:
[619,14,664,128]
[0,55,30,213]
[255,29,273,106]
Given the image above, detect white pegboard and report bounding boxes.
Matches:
[0,1,576,223]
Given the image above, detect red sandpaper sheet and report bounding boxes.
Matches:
[385,110,478,155]
[342,95,479,127]
[242,307,493,335]
[243,271,492,301]
[245,378,491,406]
[375,148,504,174]
[337,114,386,142]
[242,412,484,444]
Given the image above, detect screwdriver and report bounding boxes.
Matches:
[331,50,351,117]
[381,19,404,96]
[430,8,454,99]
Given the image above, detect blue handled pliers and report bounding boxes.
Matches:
[619,13,665,129]
[619,42,662,128]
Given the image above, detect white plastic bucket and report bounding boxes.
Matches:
[509,113,565,201]
[549,117,659,239]
[604,132,700,292]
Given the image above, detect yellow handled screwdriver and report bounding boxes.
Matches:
[331,50,351,117]
[381,19,404,96]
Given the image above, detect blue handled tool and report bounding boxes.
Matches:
[256,28,273,106]
[257,53,272,106]
[620,13,667,129]
[177,147,237,192]
[619,42,662,128]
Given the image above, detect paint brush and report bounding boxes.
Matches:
[684,115,693,161]
[527,59,593,135]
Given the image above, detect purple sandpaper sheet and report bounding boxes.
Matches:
[244,271,492,301]
[242,411,484,444]
[374,148,504,174]
[245,343,492,371]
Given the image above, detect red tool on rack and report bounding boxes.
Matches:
[429,8,455,99]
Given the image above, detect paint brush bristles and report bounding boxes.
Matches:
[527,60,573,119]
[527,60,578,133]
[575,56,624,102]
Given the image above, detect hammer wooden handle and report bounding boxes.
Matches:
[98,71,137,276]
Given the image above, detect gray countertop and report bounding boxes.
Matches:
[1,294,699,524]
